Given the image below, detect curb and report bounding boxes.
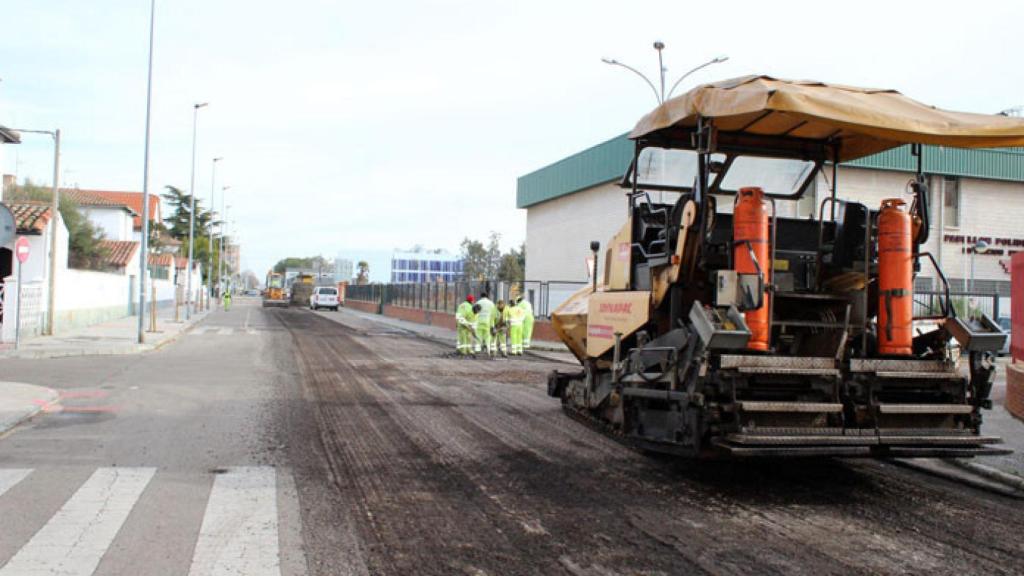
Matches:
[0,314,207,360]
[894,458,1024,499]
[324,308,574,361]
[0,383,60,437]
[946,458,1024,492]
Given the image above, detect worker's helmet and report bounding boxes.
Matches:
[466,294,475,303]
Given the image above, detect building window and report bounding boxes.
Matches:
[943,176,960,228]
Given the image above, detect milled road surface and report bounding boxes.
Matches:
[283,307,1024,576]
[1,299,1021,575]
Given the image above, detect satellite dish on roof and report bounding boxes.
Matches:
[0,204,14,246]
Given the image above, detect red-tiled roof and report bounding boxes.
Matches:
[99,240,139,268]
[148,253,173,267]
[6,202,53,235]
[148,254,190,268]
[62,188,137,212]
[80,190,160,231]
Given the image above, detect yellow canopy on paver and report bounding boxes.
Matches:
[629,75,1024,162]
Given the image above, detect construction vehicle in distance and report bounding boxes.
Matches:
[263,271,288,308]
[548,76,1024,458]
[290,273,314,307]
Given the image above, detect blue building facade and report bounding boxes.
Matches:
[390,251,463,283]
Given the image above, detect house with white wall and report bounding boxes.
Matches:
[1,202,67,341]
[63,188,137,241]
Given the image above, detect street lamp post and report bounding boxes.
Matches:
[602,42,728,105]
[218,188,231,294]
[207,157,222,306]
[186,102,208,320]
[11,128,60,335]
[137,0,157,344]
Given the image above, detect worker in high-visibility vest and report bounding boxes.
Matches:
[455,295,477,356]
[492,300,509,357]
[223,290,232,311]
[507,299,526,355]
[475,292,495,355]
[517,295,534,349]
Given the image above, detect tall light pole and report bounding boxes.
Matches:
[602,42,728,105]
[186,102,207,319]
[136,0,157,344]
[207,157,222,304]
[218,187,231,294]
[666,55,729,100]
[11,128,60,335]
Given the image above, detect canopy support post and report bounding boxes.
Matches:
[830,142,840,221]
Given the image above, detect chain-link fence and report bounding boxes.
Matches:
[347,280,589,318]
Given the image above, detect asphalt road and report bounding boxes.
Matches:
[1,297,1022,575]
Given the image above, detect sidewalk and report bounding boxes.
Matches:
[0,307,208,360]
[0,382,59,436]
[334,307,576,362]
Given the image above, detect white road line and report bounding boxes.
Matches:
[217,328,233,336]
[0,469,32,498]
[188,466,280,576]
[0,467,155,576]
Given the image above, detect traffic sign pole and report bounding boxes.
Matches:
[14,236,30,350]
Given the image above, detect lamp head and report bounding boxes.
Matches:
[195,102,208,109]
[653,41,665,51]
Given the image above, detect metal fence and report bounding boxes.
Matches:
[346,280,589,318]
[913,290,1001,320]
[349,283,1003,322]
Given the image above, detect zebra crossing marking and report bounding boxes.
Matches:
[0,469,31,498]
[188,466,280,576]
[0,467,156,576]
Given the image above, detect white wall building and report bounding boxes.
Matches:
[518,134,1024,317]
[63,188,137,241]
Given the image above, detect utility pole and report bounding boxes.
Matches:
[207,157,222,305]
[218,188,230,295]
[137,0,157,344]
[186,102,207,319]
[11,128,61,335]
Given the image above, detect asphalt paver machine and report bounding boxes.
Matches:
[549,76,1024,458]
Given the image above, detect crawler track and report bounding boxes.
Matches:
[275,308,1024,576]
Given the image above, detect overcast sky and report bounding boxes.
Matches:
[2,0,1022,276]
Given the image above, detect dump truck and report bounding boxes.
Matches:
[263,271,288,308]
[548,75,1024,458]
[289,273,314,307]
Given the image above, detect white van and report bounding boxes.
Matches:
[309,286,340,311]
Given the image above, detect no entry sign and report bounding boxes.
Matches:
[15,236,30,263]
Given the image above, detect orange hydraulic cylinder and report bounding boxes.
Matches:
[877,198,914,356]
[734,187,771,351]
